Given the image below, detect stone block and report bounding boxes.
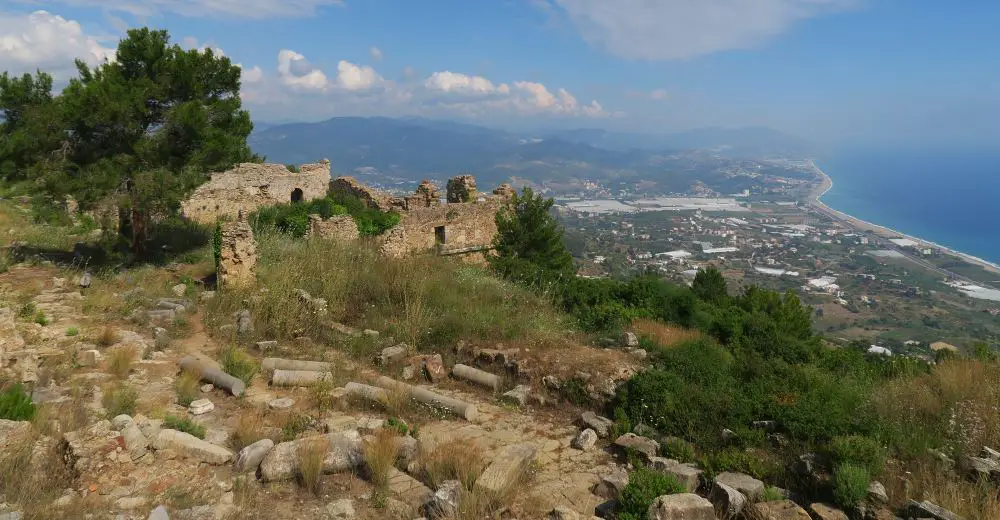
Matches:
[234,439,274,474]
[151,429,233,465]
[751,500,811,520]
[473,443,537,496]
[715,471,765,499]
[571,429,598,451]
[647,493,715,520]
[613,433,659,461]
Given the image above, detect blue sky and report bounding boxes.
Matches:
[2,0,999,147]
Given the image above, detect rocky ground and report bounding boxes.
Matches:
[0,262,639,519]
[0,260,974,520]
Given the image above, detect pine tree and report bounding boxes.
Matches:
[491,187,575,283]
[692,266,729,304]
[0,71,58,181]
[24,28,259,256]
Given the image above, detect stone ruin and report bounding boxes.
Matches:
[446,175,477,203]
[217,214,257,288]
[181,160,331,224]
[307,214,360,242]
[331,174,510,263]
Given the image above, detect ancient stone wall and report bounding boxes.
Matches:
[397,200,499,256]
[329,177,394,212]
[182,160,330,224]
[307,215,360,242]
[332,175,504,262]
[218,218,257,288]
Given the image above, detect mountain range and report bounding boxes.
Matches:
[248,116,813,192]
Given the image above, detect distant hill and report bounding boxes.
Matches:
[248,116,809,192]
[545,126,812,156]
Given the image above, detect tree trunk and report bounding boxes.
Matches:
[130,208,147,257]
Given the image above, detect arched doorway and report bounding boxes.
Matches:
[291,188,304,203]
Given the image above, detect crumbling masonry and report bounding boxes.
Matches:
[218,216,257,288]
[182,160,331,224]
[331,176,515,262]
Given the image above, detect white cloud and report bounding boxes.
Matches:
[335,60,381,91]
[277,49,329,91]
[547,0,856,60]
[0,10,114,76]
[179,36,225,56]
[242,55,609,121]
[425,71,510,96]
[369,46,383,61]
[239,65,264,84]
[21,0,346,20]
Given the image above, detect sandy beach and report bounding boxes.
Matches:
[805,160,1000,275]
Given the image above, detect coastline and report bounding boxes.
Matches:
[804,160,1000,274]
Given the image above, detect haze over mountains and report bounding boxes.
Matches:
[248,117,813,189]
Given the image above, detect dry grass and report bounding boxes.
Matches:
[106,345,136,379]
[448,459,534,520]
[630,318,703,347]
[94,325,119,348]
[420,438,488,490]
[363,429,398,489]
[204,232,569,352]
[884,460,1000,520]
[102,383,138,418]
[379,383,416,419]
[229,407,272,452]
[222,476,263,520]
[175,368,202,407]
[296,437,330,495]
[872,358,1000,459]
[0,425,82,519]
[309,375,337,412]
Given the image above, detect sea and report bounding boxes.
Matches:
[817,148,1000,266]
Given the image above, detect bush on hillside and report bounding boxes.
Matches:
[0,384,35,421]
[617,468,685,520]
[328,192,401,236]
[250,197,348,237]
[832,463,869,509]
[828,435,887,476]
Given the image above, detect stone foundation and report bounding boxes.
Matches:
[182,160,330,224]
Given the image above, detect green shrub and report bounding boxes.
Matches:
[219,345,259,387]
[610,407,632,439]
[250,197,348,237]
[102,384,138,418]
[281,413,312,441]
[0,384,36,420]
[66,327,79,337]
[328,192,400,236]
[828,435,886,476]
[164,415,206,439]
[660,438,696,463]
[832,463,869,509]
[618,468,685,520]
[759,486,785,502]
[33,310,48,326]
[699,448,774,480]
